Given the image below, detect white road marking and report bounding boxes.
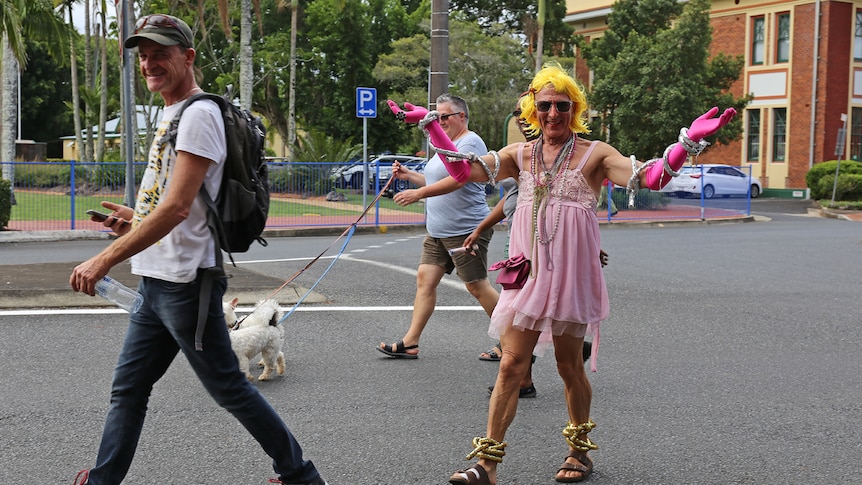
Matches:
[0,306,484,316]
[4,234,482,316]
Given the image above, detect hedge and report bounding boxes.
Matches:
[806,160,862,200]
[0,178,10,229]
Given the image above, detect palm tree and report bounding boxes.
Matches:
[1,0,27,192]
[95,0,109,162]
[58,0,84,165]
[215,0,263,110]
[1,0,67,202]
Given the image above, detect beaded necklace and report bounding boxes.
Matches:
[530,134,576,272]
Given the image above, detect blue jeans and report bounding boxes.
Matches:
[86,270,320,485]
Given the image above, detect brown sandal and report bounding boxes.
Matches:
[449,464,492,485]
[555,449,593,483]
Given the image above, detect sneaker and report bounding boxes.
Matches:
[72,470,89,485]
[487,383,537,398]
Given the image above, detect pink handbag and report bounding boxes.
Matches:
[489,253,531,290]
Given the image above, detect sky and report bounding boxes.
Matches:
[69,1,120,34]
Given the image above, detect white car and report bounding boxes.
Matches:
[333,155,426,193]
[660,164,762,198]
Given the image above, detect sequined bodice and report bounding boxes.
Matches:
[518,168,598,212]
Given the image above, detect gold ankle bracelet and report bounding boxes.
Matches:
[465,436,507,462]
[562,420,598,452]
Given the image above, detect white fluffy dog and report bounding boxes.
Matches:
[223,298,285,381]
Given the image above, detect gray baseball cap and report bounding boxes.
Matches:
[124,14,193,49]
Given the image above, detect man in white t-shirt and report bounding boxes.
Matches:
[69,14,325,485]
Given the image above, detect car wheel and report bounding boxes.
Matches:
[703,184,715,199]
[750,185,760,198]
[394,179,410,193]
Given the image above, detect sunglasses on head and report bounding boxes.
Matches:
[535,100,573,113]
[134,14,191,47]
[440,112,462,121]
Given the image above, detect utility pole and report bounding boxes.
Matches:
[240,0,253,110]
[120,0,136,207]
[535,0,545,72]
[830,113,848,206]
[429,0,449,110]
[288,0,298,160]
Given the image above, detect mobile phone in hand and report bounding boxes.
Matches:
[86,209,111,222]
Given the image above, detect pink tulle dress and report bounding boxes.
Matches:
[489,137,609,371]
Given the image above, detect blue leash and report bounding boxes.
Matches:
[232,177,395,328]
[278,224,356,323]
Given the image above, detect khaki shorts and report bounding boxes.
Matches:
[420,228,494,283]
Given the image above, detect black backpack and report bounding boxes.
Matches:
[169,92,270,266]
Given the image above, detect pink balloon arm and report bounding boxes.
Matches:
[643,144,688,190]
[387,100,472,183]
[643,107,737,190]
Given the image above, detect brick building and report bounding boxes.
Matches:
[566,0,862,196]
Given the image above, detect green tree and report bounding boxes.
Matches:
[1,0,67,197]
[373,16,532,151]
[290,0,417,155]
[578,0,750,158]
[449,0,573,63]
[20,40,76,156]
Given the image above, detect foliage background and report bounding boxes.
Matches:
[15,0,750,167]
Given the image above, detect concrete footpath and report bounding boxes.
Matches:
[0,225,418,309]
[2,202,859,310]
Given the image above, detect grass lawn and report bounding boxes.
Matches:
[10,189,430,221]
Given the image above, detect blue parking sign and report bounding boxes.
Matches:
[356,87,377,118]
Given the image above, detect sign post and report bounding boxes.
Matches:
[356,87,377,214]
[831,113,848,205]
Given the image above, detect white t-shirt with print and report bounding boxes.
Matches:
[130,99,226,283]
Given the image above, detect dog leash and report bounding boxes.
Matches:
[234,177,396,328]
[278,224,355,324]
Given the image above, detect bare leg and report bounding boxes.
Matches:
[380,263,445,354]
[475,327,541,484]
[464,278,499,318]
[554,331,593,481]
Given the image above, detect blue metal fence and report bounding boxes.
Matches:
[1,160,753,232]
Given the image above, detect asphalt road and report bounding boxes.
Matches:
[1,198,860,484]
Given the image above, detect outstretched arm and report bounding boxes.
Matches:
[642,107,737,190]
[387,100,473,183]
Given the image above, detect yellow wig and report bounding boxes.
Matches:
[520,62,590,138]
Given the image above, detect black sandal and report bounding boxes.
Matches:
[377,340,419,359]
[479,343,502,361]
[487,383,537,398]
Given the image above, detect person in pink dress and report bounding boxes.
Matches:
[388,62,736,485]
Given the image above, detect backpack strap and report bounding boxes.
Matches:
[168,93,234,266]
[194,189,230,351]
[195,265,226,351]
[169,93,232,352]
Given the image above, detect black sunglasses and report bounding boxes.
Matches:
[134,14,191,47]
[440,112,463,121]
[512,110,522,118]
[535,101,573,113]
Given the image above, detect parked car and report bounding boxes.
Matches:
[330,159,365,189]
[659,164,762,198]
[332,155,427,194]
